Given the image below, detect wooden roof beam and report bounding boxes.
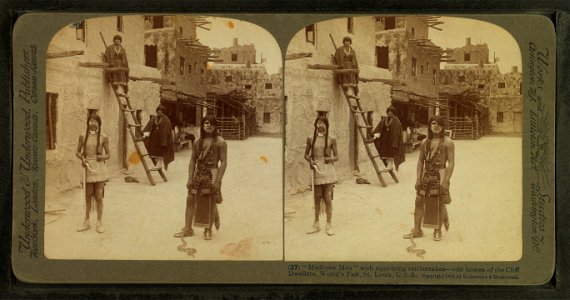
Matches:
[46,50,84,59]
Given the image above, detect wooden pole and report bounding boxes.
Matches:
[99,32,108,48]
[46,50,84,59]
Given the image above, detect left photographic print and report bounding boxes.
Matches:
[43,15,283,260]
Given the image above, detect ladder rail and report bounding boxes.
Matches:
[342,89,398,187]
[110,86,167,185]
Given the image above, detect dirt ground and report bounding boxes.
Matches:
[44,136,283,261]
[284,136,523,261]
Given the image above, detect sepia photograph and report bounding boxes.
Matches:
[43,15,284,260]
[10,11,555,285]
[284,16,523,261]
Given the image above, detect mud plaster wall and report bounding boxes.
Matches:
[285,16,391,196]
[489,72,522,132]
[376,24,439,98]
[207,64,282,133]
[489,95,522,133]
[145,29,176,82]
[213,42,256,65]
[439,65,501,103]
[256,73,282,133]
[175,44,207,97]
[45,17,161,203]
[447,42,490,64]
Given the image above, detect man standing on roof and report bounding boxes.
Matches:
[334,36,359,97]
[104,34,129,94]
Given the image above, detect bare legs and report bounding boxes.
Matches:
[78,182,105,233]
[308,184,334,235]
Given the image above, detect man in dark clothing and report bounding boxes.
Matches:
[143,105,175,170]
[174,115,227,240]
[373,105,405,171]
[334,36,359,97]
[104,34,129,94]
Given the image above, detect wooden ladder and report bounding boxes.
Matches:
[341,89,398,187]
[111,85,167,186]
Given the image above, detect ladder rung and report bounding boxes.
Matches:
[358,125,372,129]
[122,108,135,112]
[346,94,360,100]
[127,123,142,128]
[364,138,376,144]
[116,93,130,99]
[351,109,366,114]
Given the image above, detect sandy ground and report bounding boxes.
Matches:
[44,136,283,260]
[284,136,523,262]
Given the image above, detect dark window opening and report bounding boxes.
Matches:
[385,17,396,30]
[305,24,315,44]
[497,112,504,123]
[519,82,522,95]
[347,17,354,33]
[420,65,424,74]
[179,57,185,75]
[464,53,471,62]
[478,84,485,89]
[265,83,273,89]
[76,20,86,42]
[433,70,437,85]
[411,57,417,76]
[231,53,238,61]
[117,16,123,32]
[46,93,58,150]
[411,27,415,38]
[458,76,465,82]
[498,82,506,88]
[152,16,164,29]
[144,45,157,68]
[188,64,192,73]
[376,46,389,69]
[226,76,232,82]
[264,112,271,123]
[317,111,328,118]
[179,27,183,36]
[245,84,252,89]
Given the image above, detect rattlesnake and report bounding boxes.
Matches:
[177,237,197,257]
[406,235,426,258]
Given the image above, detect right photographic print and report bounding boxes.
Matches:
[284,16,522,261]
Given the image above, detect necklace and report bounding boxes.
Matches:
[385,117,393,127]
[343,46,351,56]
[154,116,162,125]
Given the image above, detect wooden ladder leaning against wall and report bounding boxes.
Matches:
[111,85,167,186]
[340,88,399,187]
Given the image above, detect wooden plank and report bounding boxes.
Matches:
[359,77,406,86]
[307,64,339,70]
[46,50,84,59]
[129,76,173,85]
[332,68,359,74]
[285,52,313,60]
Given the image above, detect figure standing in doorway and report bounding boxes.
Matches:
[75,113,110,234]
[334,36,359,97]
[174,115,227,240]
[373,105,405,171]
[143,105,175,170]
[305,115,338,236]
[104,34,129,94]
[403,116,454,241]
